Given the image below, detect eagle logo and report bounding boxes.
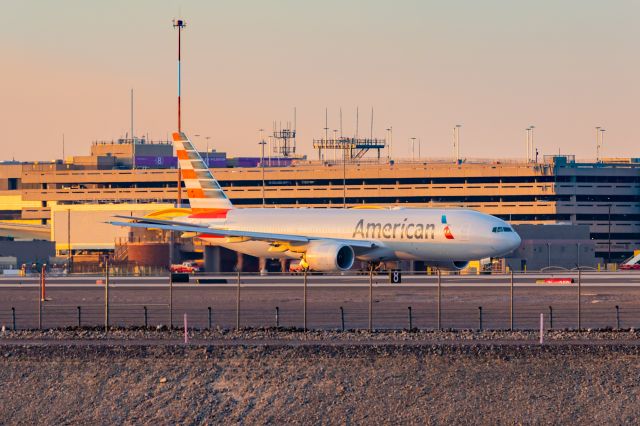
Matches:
[444,225,455,239]
[441,215,454,239]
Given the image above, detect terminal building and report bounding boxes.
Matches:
[1,137,638,272]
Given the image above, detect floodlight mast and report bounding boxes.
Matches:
[173,19,187,132]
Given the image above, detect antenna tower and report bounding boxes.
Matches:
[271,108,297,157]
[172,19,186,132]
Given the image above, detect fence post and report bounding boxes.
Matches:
[510,270,514,330]
[408,306,413,331]
[236,270,241,330]
[40,264,46,302]
[303,269,308,331]
[77,306,81,328]
[169,272,173,329]
[183,313,188,345]
[437,269,442,330]
[615,305,620,330]
[38,275,42,330]
[478,306,483,331]
[368,265,374,332]
[340,306,345,332]
[208,306,212,329]
[104,256,109,332]
[549,306,553,329]
[11,307,16,331]
[577,268,582,330]
[275,306,280,328]
[144,306,148,328]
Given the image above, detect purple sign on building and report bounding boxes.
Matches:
[135,156,228,168]
[135,156,178,168]
[134,155,292,169]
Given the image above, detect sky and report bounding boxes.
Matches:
[2,0,639,161]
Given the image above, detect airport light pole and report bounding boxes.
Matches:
[343,145,347,208]
[333,129,339,164]
[455,125,461,163]
[529,125,536,160]
[205,136,211,165]
[386,127,393,160]
[525,127,530,162]
[599,128,606,163]
[595,126,601,162]
[608,204,612,265]
[453,127,457,163]
[173,19,186,132]
[259,129,266,207]
[410,137,416,162]
[67,208,72,274]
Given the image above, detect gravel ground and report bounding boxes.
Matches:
[1,329,640,424]
[2,326,640,342]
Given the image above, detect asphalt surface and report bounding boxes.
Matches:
[2,271,640,286]
[1,272,639,330]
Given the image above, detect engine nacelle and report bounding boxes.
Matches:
[304,241,355,272]
[425,260,470,271]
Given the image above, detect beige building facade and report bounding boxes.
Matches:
[1,155,639,263]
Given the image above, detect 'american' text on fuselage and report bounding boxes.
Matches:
[352,219,436,240]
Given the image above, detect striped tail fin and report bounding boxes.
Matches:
[173,131,233,213]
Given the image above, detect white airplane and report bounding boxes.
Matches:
[111,132,521,272]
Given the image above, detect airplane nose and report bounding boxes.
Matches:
[510,231,522,251]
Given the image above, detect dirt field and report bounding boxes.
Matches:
[1,331,640,424]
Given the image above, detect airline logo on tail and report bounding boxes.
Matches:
[173,132,233,214]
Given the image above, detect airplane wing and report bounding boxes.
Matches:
[109,215,376,248]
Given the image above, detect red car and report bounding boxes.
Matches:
[620,264,640,270]
[170,262,201,273]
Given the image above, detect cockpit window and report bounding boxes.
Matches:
[492,226,514,233]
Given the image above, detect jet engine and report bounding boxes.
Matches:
[425,261,470,271]
[304,241,355,272]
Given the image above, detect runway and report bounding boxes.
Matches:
[1,272,639,330]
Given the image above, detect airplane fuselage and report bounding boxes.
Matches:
[181,207,521,263]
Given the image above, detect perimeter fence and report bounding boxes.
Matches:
[0,270,639,332]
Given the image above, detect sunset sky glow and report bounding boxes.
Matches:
[2,0,639,161]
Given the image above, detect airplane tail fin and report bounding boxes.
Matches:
[173,131,233,213]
